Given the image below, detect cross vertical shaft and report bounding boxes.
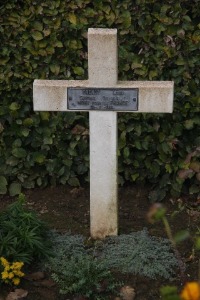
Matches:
[88,29,118,238]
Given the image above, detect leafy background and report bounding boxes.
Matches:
[0,0,199,199]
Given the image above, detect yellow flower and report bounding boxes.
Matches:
[8,272,14,279]
[5,265,10,271]
[12,277,20,286]
[0,257,9,267]
[1,271,9,280]
[12,262,24,269]
[13,270,24,277]
[181,282,200,300]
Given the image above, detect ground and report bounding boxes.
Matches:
[0,184,199,299]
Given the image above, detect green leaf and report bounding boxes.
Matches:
[195,237,200,250]
[6,156,19,166]
[184,119,194,129]
[153,23,165,35]
[33,21,43,31]
[23,118,33,126]
[50,64,60,75]
[32,31,44,41]
[33,153,46,164]
[9,102,20,111]
[131,173,139,181]
[40,112,50,120]
[173,230,190,244]
[189,184,199,194]
[68,177,80,187]
[55,41,63,48]
[12,148,27,158]
[119,131,126,149]
[9,182,21,196]
[0,176,7,194]
[123,147,129,158]
[160,285,179,300]
[73,67,84,76]
[37,177,42,186]
[44,137,53,145]
[21,128,30,137]
[68,13,77,25]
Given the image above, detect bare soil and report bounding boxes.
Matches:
[0,184,199,299]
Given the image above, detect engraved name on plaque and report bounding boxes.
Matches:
[67,88,138,111]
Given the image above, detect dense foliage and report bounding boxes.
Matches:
[0,0,199,199]
[0,194,51,263]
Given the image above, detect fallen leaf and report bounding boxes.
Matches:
[6,289,28,300]
[40,279,56,288]
[70,187,85,198]
[120,285,136,300]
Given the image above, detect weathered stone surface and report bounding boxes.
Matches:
[33,80,173,113]
[88,29,118,238]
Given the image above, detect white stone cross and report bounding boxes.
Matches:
[33,28,174,239]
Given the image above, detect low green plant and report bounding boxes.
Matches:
[48,231,86,259]
[45,233,121,298]
[99,229,178,279]
[49,254,120,299]
[0,193,52,263]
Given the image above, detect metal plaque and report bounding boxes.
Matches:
[67,88,138,111]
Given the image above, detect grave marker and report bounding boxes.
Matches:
[33,28,174,239]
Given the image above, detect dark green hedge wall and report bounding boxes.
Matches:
[0,0,199,199]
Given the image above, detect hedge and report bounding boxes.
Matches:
[0,0,199,200]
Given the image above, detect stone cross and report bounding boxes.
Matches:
[33,28,174,239]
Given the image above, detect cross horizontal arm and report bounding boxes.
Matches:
[33,80,89,111]
[33,80,173,113]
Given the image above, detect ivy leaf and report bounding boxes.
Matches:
[12,148,27,158]
[32,31,44,41]
[55,41,63,48]
[73,67,84,76]
[50,64,60,75]
[9,182,21,196]
[33,153,46,164]
[0,176,7,194]
[21,128,30,137]
[184,120,194,129]
[33,21,43,31]
[68,177,80,187]
[68,13,77,25]
[9,102,20,111]
[131,173,139,181]
[23,118,33,126]
[123,147,130,158]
